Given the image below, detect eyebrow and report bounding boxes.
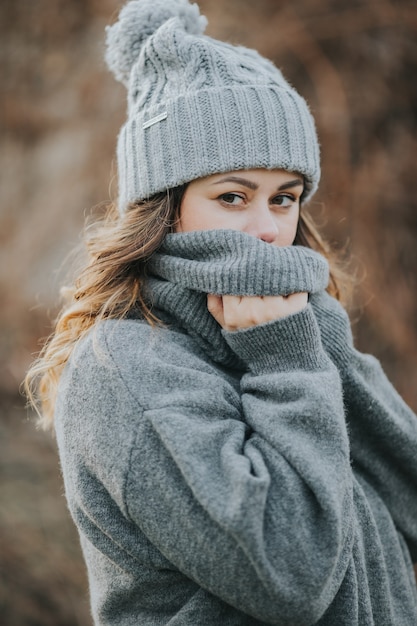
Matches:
[211,175,304,191]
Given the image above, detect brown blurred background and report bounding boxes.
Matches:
[1,0,417,623]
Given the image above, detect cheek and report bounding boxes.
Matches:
[179,188,248,233]
[291,213,300,236]
[279,211,300,245]
[177,195,214,232]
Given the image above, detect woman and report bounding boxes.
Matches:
[26,1,417,624]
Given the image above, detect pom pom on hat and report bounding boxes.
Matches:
[105,0,207,87]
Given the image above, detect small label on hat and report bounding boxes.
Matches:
[143,112,168,129]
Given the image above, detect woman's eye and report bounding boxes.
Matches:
[219,193,244,206]
[272,194,295,208]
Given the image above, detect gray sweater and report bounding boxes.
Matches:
[55,230,417,625]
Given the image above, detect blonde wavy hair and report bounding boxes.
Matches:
[25,184,348,430]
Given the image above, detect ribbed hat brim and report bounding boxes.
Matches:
[117,84,320,210]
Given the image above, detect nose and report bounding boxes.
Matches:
[246,204,279,243]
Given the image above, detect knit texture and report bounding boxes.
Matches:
[145,229,329,367]
[55,231,417,624]
[311,290,417,562]
[105,1,321,210]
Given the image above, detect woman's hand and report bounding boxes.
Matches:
[207,293,308,331]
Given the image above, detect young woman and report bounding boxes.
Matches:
[26,1,417,624]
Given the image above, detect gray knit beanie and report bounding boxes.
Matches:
[105,0,321,212]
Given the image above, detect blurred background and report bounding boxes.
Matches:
[1,0,417,623]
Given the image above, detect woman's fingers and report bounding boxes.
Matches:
[208,293,308,330]
[207,294,226,327]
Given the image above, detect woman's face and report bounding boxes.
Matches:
[177,168,303,246]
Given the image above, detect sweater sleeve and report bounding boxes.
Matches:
[119,306,355,625]
[311,290,417,560]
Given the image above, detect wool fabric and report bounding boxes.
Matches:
[105,0,321,211]
[55,231,417,625]
[146,229,329,367]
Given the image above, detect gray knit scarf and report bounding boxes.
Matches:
[146,229,329,367]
